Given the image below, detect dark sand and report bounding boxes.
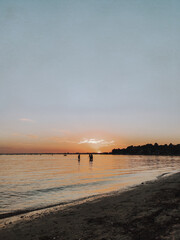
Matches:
[0,172,180,240]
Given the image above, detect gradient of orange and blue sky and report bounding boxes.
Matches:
[0,0,180,153]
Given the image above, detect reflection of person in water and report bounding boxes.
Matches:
[78,154,80,161]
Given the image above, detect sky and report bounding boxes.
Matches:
[0,0,180,153]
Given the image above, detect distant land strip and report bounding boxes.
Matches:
[0,143,180,155]
[112,143,180,156]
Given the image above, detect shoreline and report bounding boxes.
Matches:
[1,153,180,156]
[0,171,173,220]
[0,172,180,240]
[0,190,126,220]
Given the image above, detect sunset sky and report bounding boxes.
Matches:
[0,0,180,153]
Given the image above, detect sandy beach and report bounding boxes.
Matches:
[0,172,179,240]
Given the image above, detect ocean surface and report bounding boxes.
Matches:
[0,154,180,218]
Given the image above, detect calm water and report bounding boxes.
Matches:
[0,154,180,217]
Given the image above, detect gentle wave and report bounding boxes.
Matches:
[0,154,180,219]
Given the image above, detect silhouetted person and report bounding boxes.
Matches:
[78,154,80,161]
[89,153,93,161]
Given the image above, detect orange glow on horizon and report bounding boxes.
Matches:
[0,130,179,154]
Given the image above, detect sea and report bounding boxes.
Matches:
[0,154,180,218]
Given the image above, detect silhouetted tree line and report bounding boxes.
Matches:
[112,143,180,156]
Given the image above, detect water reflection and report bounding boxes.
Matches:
[89,160,93,169]
[0,154,180,216]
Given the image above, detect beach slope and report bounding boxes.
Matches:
[0,172,180,240]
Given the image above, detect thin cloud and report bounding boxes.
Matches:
[19,118,33,122]
[52,129,71,135]
[79,139,115,146]
[47,136,76,144]
[12,133,38,139]
[79,139,104,144]
[12,132,22,136]
[26,134,38,139]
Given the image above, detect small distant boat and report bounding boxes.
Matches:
[64,154,67,156]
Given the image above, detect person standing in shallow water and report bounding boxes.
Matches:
[89,153,93,161]
[78,154,80,161]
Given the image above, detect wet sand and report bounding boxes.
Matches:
[0,172,179,240]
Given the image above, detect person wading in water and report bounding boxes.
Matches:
[89,153,93,161]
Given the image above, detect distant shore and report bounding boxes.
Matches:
[1,143,180,156]
[112,143,180,156]
[0,172,179,240]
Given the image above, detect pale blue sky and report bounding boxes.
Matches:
[0,0,180,152]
